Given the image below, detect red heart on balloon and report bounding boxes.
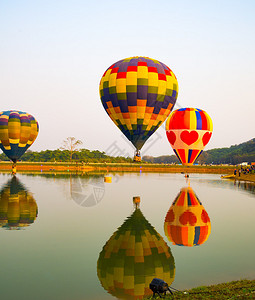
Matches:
[201,209,210,223]
[179,211,197,226]
[165,209,175,223]
[166,131,176,145]
[202,132,212,146]
[180,130,199,146]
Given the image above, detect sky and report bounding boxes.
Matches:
[1,0,255,157]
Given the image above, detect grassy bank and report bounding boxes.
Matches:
[147,279,255,299]
[0,161,235,174]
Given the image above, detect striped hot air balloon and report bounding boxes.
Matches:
[97,201,175,299]
[100,57,178,160]
[165,108,213,166]
[0,110,39,165]
[164,187,211,247]
[0,177,38,230]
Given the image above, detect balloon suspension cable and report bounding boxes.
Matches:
[135,149,141,157]
[184,166,190,179]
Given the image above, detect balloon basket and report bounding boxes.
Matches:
[104,176,112,183]
[133,155,141,162]
[133,196,140,209]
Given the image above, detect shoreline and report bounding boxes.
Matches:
[147,279,255,299]
[221,173,255,183]
[0,161,235,174]
[2,162,255,183]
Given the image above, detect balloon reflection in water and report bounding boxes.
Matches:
[164,187,211,247]
[0,177,38,230]
[97,198,175,299]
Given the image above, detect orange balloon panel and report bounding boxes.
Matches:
[165,108,213,166]
[164,187,211,247]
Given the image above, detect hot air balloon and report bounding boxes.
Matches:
[165,108,213,166]
[97,198,175,299]
[164,187,211,247]
[99,57,178,161]
[0,177,38,229]
[0,110,39,174]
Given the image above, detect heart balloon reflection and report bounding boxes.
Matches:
[164,186,211,247]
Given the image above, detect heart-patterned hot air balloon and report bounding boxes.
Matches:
[165,108,213,166]
[164,187,211,247]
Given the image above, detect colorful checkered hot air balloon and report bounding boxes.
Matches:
[164,187,211,247]
[100,57,178,161]
[97,200,175,299]
[165,108,213,166]
[0,177,38,230]
[0,111,39,172]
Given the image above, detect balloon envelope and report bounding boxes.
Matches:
[165,108,213,166]
[0,110,39,163]
[0,177,38,229]
[97,203,175,299]
[164,187,211,247]
[100,56,178,151]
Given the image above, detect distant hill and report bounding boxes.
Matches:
[143,138,255,165]
[142,154,179,164]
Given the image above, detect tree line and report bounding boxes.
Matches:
[199,138,255,164]
[0,148,132,163]
[1,138,254,165]
[0,137,133,163]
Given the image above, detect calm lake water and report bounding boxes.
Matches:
[0,172,254,300]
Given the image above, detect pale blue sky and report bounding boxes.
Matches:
[1,0,255,157]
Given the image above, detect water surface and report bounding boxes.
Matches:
[0,172,254,300]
